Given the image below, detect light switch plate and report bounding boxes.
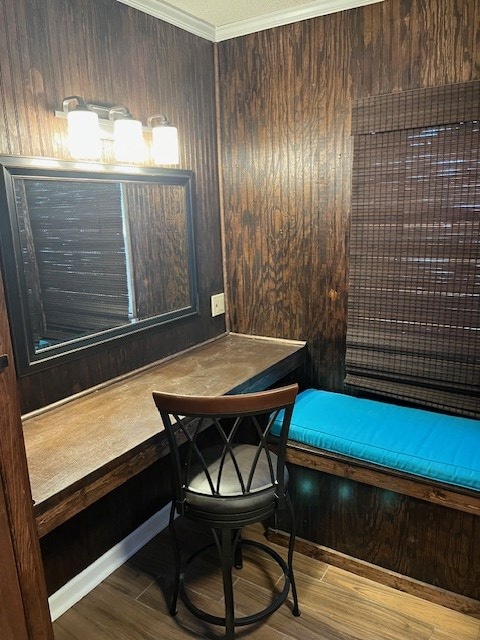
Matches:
[211,292,225,317]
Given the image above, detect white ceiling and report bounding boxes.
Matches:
[162,0,314,26]
[116,0,384,41]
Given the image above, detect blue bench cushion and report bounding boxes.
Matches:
[271,389,480,491]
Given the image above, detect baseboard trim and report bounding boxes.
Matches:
[267,528,480,619]
[48,503,172,621]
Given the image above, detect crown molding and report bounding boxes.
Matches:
[115,0,216,41]
[215,0,384,41]
[115,0,384,42]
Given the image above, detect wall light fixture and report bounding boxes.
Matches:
[56,96,179,165]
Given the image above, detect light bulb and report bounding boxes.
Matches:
[152,123,179,165]
[114,118,146,163]
[67,109,101,159]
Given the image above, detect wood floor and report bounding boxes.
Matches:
[53,518,480,640]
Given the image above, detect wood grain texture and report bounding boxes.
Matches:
[35,334,304,590]
[1,0,479,628]
[217,0,480,393]
[284,443,480,516]
[0,0,223,412]
[24,333,305,536]
[0,474,29,640]
[52,519,480,640]
[269,529,480,618]
[281,463,480,603]
[0,271,53,638]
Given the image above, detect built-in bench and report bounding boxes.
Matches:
[273,389,480,496]
[269,389,480,617]
[23,333,306,538]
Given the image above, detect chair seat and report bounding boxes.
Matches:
[185,444,287,515]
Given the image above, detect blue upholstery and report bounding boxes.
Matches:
[270,389,480,491]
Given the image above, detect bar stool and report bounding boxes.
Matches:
[152,383,300,639]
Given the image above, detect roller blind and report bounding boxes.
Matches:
[346,81,480,419]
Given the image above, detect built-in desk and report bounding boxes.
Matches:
[23,333,306,537]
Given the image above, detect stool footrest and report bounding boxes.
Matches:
[179,539,291,627]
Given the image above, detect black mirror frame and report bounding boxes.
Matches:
[0,156,198,377]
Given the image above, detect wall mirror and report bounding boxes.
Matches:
[0,157,198,376]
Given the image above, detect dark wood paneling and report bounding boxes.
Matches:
[217,0,480,392]
[40,459,173,595]
[2,0,479,611]
[285,443,480,516]
[0,0,223,412]
[0,270,53,637]
[0,0,224,605]
[284,464,480,602]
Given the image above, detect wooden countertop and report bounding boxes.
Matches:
[22,333,306,537]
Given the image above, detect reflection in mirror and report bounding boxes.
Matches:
[0,158,197,375]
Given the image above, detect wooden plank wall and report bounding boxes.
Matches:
[217,0,480,608]
[0,0,223,593]
[217,0,480,393]
[0,0,224,413]
[284,464,480,606]
[2,0,478,601]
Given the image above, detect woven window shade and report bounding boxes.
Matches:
[18,180,129,341]
[346,81,480,418]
